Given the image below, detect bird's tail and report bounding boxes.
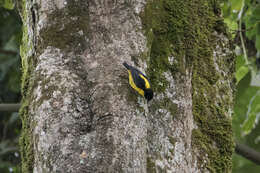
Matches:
[123,62,130,69]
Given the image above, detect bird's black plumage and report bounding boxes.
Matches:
[123,62,153,101]
[123,62,147,89]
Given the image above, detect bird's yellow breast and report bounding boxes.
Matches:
[128,70,144,96]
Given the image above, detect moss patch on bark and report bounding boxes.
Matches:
[141,0,234,172]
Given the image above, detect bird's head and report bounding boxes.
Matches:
[144,89,153,102]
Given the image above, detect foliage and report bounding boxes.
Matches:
[0,2,22,172]
[222,0,260,172]
[0,0,14,10]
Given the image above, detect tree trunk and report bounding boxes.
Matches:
[18,0,234,173]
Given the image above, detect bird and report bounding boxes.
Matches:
[123,62,153,101]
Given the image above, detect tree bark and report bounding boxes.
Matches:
[18,0,234,173]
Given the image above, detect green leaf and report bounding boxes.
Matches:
[244,7,259,40]
[224,18,238,32]
[255,34,260,50]
[245,18,258,40]
[236,55,246,70]
[221,2,231,17]
[251,5,260,19]
[0,0,14,10]
[233,72,260,139]
[245,0,252,6]
[241,90,260,135]
[230,0,243,11]
[233,73,251,138]
[256,22,260,35]
[236,65,249,84]
[235,55,249,84]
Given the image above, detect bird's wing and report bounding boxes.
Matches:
[139,74,151,89]
[131,69,146,90]
[134,68,151,89]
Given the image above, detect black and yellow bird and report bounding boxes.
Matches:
[123,62,153,101]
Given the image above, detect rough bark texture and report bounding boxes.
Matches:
[18,0,234,173]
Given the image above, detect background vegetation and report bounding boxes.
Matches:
[0,0,259,172]
[222,0,260,172]
[0,1,22,172]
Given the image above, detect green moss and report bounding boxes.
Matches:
[189,0,235,172]
[19,99,34,173]
[147,157,156,173]
[167,101,178,118]
[148,97,178,119]
[141,0,234,172]
[168,136,176,155]
[140,1,173,93]
[19,47,35,173]
[168,136,176,146]
[19,1,36,172]
[192,128,234,173]
[190,0,235,166]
